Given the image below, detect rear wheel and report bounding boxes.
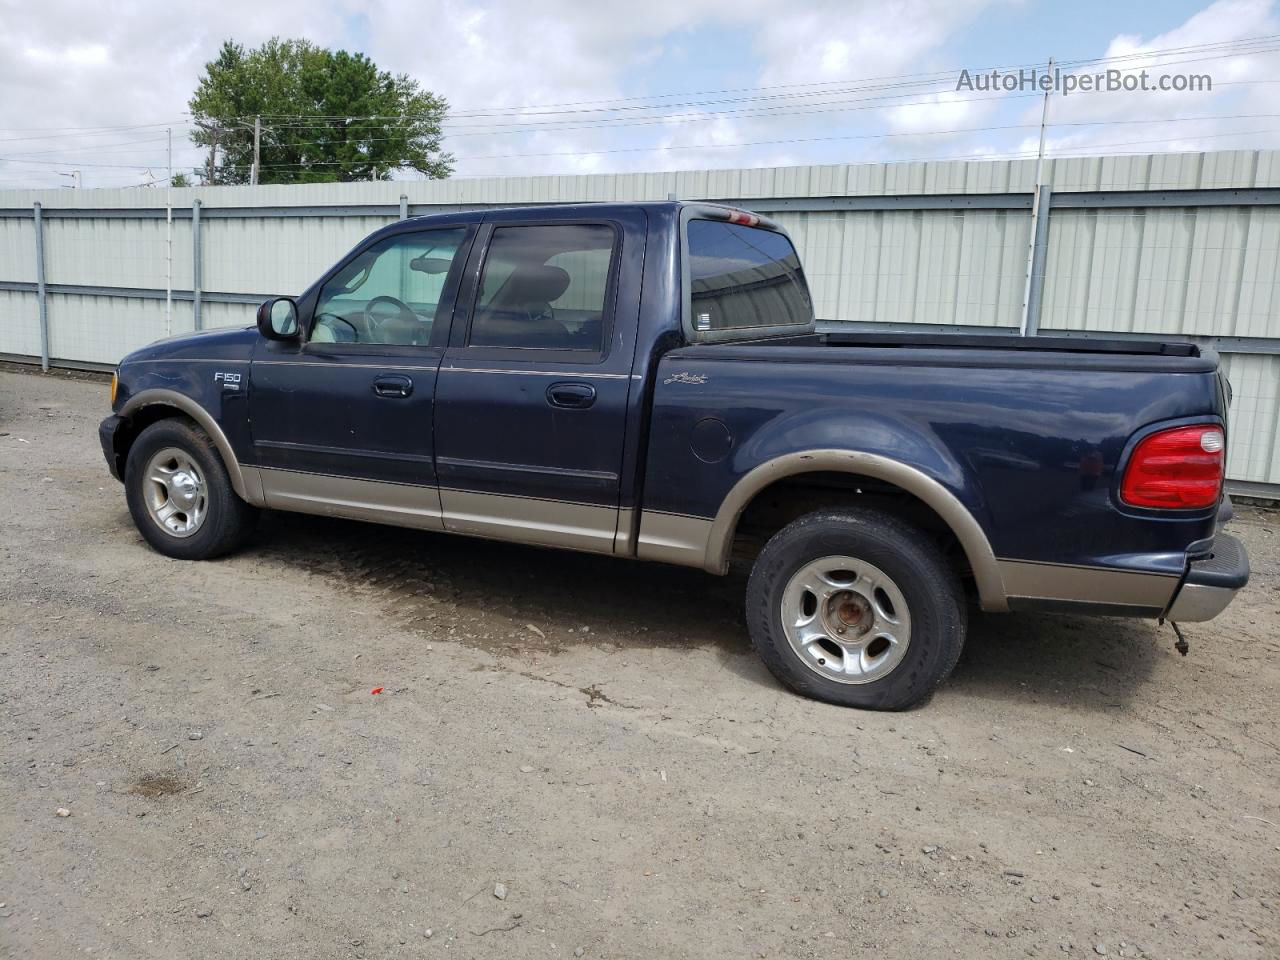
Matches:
[746,509,965,710]
[124,418,255,560]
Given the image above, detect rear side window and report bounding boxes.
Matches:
[469,224,615,351]
[686,219,813,332]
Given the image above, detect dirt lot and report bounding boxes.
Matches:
[1,366,1277,960]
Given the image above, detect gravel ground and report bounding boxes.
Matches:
[1,365,1277,960]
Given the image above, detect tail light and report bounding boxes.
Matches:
[1120,425,1224,509]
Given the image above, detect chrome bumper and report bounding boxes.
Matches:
[1166,533,1249,623]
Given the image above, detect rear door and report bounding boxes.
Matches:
[249,224,474,528]
[433,210,645,553]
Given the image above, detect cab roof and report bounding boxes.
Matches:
[377,200,783,236]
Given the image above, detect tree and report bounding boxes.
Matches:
[189,39,452,185]
[170,173,192,187]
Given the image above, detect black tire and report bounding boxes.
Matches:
[746,508,966,710]
[124,418,256,560]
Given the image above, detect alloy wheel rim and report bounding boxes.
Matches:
[142,447,208,538]
[780,555,912,684]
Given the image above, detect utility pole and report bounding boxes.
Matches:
[251,115,261,186]
[165,127,173,337]
[195,120,220,185]
[198,117,261,184]
[1019,56,1054,337]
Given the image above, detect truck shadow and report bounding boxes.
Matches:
[251,513,1164,709]
[252,512,749,655]
[940,609,1164,710]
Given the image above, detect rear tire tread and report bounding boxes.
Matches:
[746,508,966,711]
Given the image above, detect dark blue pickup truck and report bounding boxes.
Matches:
[99,201,1248,710]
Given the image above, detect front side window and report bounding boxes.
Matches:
[312,227,468,346]
[469,224,615,351]
[686,219,813,333]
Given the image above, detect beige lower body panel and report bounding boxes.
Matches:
[259,467,444,531]
[636,510,714,568]
[998,559,1178,610]
[245,475,1181,614]
[239,465,267,507]
[256,468,623,552]
[614,507,636,554]
[439,488,618,555]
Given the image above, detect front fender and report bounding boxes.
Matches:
[118,388,264,505]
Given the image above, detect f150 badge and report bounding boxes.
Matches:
[214,371,242,390]
[663,372,708,385]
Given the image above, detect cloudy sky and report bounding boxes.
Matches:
[1,0,1278,188]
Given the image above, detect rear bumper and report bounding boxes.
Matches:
[1165,533,1249,622]
[99,414,126,482]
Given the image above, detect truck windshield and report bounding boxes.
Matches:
[686,219,813,334]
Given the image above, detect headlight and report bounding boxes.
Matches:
[110,371,118,407]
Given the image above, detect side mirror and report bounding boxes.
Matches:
[257,297,300,341]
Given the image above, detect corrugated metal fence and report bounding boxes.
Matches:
[2,150,1279,496]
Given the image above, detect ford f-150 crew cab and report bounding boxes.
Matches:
[99,201,1250,710]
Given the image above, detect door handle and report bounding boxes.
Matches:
[373,375,414,398]
[546,382,596,409]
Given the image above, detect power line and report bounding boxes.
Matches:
[18,115,1271,174]
[0,31,1271,144]
[10,112,1273,167]
[216,33,1280,122]
[180,42,1280,145]
[0,136,173,158]
[0,122,193,144]
[0,33,1273,156]
[3,32,1280,185]
[208,33,1280,127]
[3,116,1276,175]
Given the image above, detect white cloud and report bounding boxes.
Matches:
[0,0,1015,185]
[23,43,110,66]
[0,0,354,187]
[1027,0,1280,158]
[10,0,1263,188]
[885,90,998,135]
[752,0,1002,88]
[718,0,1013,167]
[359,0,770,177]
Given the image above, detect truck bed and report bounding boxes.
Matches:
[821,330,1201,357]
[668,330,1217,373]
[645,329,1226,590]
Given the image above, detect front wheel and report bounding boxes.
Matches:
[124,418,256,560]
[746,509,966,710]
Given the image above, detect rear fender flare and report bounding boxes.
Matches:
[707,449,1008,611]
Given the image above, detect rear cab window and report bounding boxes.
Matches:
[682,211,815,343]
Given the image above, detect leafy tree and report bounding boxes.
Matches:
[189,39,452,185]
[170,172,192,187]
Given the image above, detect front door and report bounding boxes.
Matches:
[434,214,643,553]
[249,224,474,529]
